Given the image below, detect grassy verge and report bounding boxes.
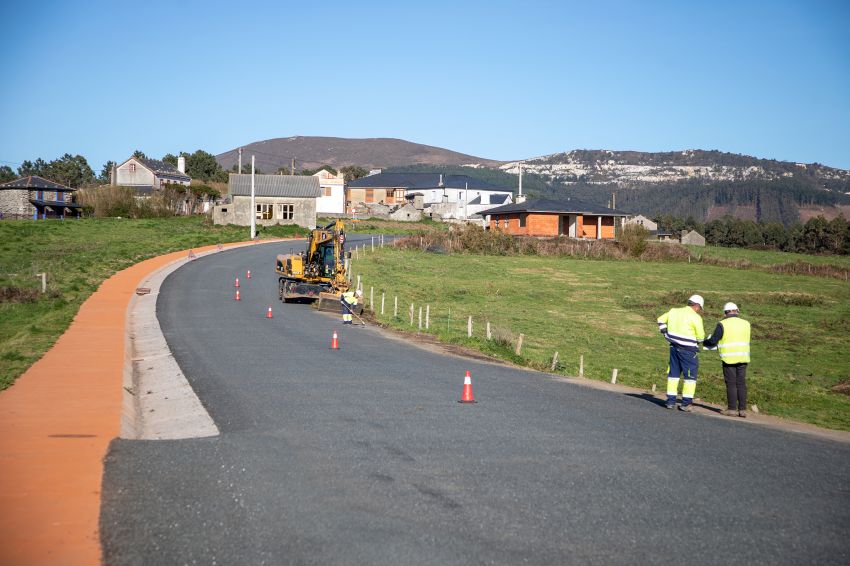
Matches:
[692,244,850,268]
[352,247,850,431]
[320,216,448,234]
[0,217,306,389]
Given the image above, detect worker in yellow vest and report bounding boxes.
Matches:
[703,302,751,418]
[341,289,358,325]
[657,295,706,412]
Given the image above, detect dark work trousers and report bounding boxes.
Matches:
[722,363,748,410]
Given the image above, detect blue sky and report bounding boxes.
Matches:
[1,0,848,174]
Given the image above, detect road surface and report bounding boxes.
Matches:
[100,239,850,565]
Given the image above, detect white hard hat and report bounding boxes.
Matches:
[355,289,363,296]
[723,302,739,312]
[688,294,704,308]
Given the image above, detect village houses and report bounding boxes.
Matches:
[213,174,320,228]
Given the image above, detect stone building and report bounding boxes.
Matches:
[213,174,320,228]
[680,230,706,246]
[0,175,81,219]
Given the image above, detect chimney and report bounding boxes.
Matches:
[516,162,525,203]
[111,164,117,186]
[177,156,186,174]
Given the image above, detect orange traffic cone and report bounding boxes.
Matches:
[246,270,252,279]
[234,277,240,288]
[234,290,241,301]
[187,249,196,260]
[266,306,273,319]
[458,370,476,403]
[331,330,339,350]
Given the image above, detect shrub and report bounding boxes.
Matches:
[618,224,649,257]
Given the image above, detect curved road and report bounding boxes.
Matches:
[100,240,850,565]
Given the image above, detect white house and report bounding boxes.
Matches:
[313,168,345,215]
[113,155,191,193]
[346,172,513,220]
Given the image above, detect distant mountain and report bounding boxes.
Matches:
[215,136,501,173]
[218,137,850,224]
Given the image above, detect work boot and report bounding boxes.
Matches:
[738,410,748,418]
[679,404,692,413]
[722,409,738,417]
[666,403,675,410]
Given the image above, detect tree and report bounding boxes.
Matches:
[43,154,95,188]
[99,160,116,184]
[300,165,338,176]
[133,150,147,160]
[340,165,368,182]
[0,165,16,183]
[162,153,178,167]
[18,158,47,177]
[185,149,224,182]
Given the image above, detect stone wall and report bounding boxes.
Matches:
[0,189,34,219]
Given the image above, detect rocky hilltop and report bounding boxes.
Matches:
[500,149,850,188]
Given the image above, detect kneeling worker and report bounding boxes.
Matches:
[703,302,751,418]
[657,295,706,412]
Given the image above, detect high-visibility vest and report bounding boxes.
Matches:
[342,291,355,305]
[718,316,751,364]
[657,306,705,350]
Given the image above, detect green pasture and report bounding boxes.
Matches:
[693,244,850,268]
[353,248,850,431]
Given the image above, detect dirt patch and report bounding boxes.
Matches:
[833,381,850,396]
[0,286,60,303]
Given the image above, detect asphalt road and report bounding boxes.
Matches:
[100,238,850,565]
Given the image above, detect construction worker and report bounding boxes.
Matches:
[703,302,751,418]
[657,294,706,411]
[340,289,357,325]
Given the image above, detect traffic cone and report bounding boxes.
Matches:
[234,290,241,301]
[246,270,252,279]
[331,330,339,350]
[458,370,476,403]
[234,277,240,288]
[266,306,273,319]
[187,249,196,260]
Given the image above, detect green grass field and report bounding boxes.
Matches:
[693,244,850,268]
[352,248,850,431]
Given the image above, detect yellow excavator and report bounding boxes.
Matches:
[275,219,356,311]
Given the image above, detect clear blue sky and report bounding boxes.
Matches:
[1,0,848,174]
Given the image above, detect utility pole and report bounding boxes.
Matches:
[290,158,295,175]
[250,156,256,240]
[238,147,243,174]
[612,192,616,209]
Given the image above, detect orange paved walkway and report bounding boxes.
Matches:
[0,243,250,566]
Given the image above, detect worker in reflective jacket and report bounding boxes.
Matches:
[703,302,751,418]
[341,289,357,325]
[657,295,706,412]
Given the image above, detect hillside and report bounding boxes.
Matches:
[215,136,501,173]
[218,137,850,224]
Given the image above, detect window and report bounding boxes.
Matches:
[365,189,374,203]
[324,187,332,197]
[503,217,509,228]
[519,213,526,228]
[129,163,136,173]
[277,203,294,220]
[256,204,273,220]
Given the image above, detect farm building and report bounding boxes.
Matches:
[346,173,513,219]
[213,174,320,228]
[113,155,191,194]
[680,230,706,246]
[0,175,81,219]
[482,198,627,239]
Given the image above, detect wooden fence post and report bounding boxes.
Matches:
[426,305,430,330]
[579,355,584,378]
[381,293,385,315]
[551,351,559,371]
[418,306,423,330]
[394,296,398,318]
[467,316,472,338]
[371,236,374,251]
[410,303,414,326]
[486,321,491,340]
[370,287,374,311]
[611,369,618,384]
[515,333,524,355]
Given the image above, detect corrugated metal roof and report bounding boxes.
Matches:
[229,174,321,198]
[348,172,511,191]
[0,175,74,191]
[482,198,628,216]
